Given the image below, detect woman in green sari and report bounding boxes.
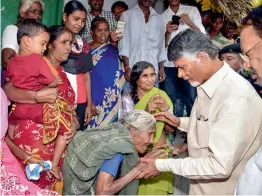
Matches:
[119,61,174,195]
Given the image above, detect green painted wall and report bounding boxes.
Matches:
[1,0,64,35]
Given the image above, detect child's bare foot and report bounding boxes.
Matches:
[50,165,61,179]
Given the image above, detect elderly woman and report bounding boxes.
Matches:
[3,25,78,192]
[119,61,174,195]
[63,110,168,195]
[88,16,125,128]
[1,0,44,69]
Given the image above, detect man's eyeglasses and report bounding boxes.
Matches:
[241,40,262,59]
[28,9,42,16]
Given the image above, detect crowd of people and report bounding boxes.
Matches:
[1,0,262,195]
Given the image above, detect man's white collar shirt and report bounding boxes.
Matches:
[156,63,262,194]
[118,4,166,73]
[161,4,206,67]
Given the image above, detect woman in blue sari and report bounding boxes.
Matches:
[88,17,125,128]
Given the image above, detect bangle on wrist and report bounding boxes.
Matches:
[23,155,32,164]
[165,106,170,112]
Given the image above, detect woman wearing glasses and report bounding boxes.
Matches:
[1,0,44,85]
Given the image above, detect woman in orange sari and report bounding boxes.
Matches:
[3,25,78,192]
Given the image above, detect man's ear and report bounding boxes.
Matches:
[197,52,209,67]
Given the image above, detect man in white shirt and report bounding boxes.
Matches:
[81,0,119,43]
[119,0,166,87]
[235,5,262,195]
[160,0,205,117]
[138,29,262,195]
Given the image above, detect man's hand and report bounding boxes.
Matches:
[166,21,179,34]
[159,67,166,82]
[180,13,192,26]
[35,87,59,103]
[137,158,160,179]
[154,112,180,127]
[124,66,132,82]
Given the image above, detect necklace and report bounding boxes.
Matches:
[71,35,83,54]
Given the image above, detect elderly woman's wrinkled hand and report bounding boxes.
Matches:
[154,112,180,127]
[64,116,78,144]
[35,87,59,103]
[137,157,160,179]
[134,162,147,179]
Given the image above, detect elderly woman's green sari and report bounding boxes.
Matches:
[134,87,174,195]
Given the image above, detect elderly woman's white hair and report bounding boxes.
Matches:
[118,110,156,132]
[19,0,45,16]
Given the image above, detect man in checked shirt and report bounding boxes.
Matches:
[81,0,121,44]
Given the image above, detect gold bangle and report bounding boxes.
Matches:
[23,155,32,164]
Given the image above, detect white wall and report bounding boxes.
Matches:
[63,0,165,14]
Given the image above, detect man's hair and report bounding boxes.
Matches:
[211,12,224,22]
[118,110,156,132]
[242,5,262,38]
[17,19,49,44]
[111,1,128,13]
[167,29,219,62]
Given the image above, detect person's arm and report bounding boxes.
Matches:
[5,135,28,161]
[3,81,58,104]
[1,48,16,68]
[5,135,44,165]
[191,7,206,34]
[156,97,256,179]
[2,25,19,68]
[119,12,130,68]
[164,22,178,48]
[83,72,93,124]
[96,162,145,195]
[158,17,167,82]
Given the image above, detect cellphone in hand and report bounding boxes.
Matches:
[171,15,181,26]
[116,21,126,35]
